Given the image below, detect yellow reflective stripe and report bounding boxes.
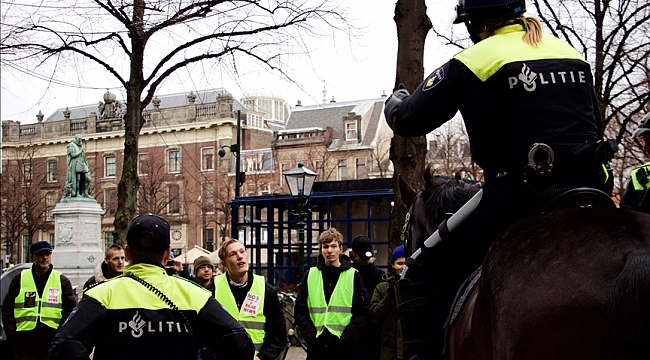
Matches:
[309,307,327,313]
[239,321,266,330]
[42,302,63,308]
[254,343,263,351]
[13,303,27,309]
[327,306,351,313]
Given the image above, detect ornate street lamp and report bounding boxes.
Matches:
[283,161,317,282]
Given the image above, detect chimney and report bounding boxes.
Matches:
[330,96,336,103]
[296,100,302,107]
[381,90,387,97]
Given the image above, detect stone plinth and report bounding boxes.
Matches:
[51,198,105,291]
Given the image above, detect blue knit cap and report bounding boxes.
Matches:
[390,245,405,263]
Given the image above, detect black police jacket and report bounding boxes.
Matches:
[385,24,602,177]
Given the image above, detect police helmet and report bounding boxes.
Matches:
[454,0,527,24]
[632,112,650,139]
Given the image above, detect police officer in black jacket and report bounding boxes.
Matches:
[384,0,613,358]
[49,214,254,360]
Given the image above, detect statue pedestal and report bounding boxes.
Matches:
[51,198,105,292]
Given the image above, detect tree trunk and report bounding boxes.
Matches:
[389,0,431,256]
[112,1,146,245]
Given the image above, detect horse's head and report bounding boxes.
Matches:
[399,167,480,255]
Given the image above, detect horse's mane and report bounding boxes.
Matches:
[420,166,481,226]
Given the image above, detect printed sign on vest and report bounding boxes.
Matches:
[242,293,260,317]
[47,288,60,303]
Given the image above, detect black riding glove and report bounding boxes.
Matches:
[384,84,410,128]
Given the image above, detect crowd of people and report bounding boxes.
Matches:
[1,213,408,360]
[2,0,648,358]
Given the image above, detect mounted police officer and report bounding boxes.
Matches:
[384,0,614,358]
[49,213,254,360]
[620,113,650,213]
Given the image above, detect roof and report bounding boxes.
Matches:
[44,88,246,122]
[286,98,385,139]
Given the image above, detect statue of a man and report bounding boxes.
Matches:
[65,134,92,198]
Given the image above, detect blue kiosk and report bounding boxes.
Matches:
[230,178,394,289]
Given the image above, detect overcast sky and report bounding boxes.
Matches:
[0,0,459,125]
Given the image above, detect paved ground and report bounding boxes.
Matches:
[282,345,307,360]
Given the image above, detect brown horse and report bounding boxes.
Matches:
[399,170,650,360]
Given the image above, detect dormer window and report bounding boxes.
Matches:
[345,121,358,141]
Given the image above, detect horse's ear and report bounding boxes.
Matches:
[398,174,417,207]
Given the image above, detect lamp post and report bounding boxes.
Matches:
[283,161,317,282]
[218,110,245,197]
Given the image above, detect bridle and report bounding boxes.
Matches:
[400,194,417,257]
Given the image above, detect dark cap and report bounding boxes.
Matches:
[126,213,171,253]
[351,235,374,260]
[30,241,53,255]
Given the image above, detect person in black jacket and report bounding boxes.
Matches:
[2,241,77,360]
[82,243,125,294]
[294,228,369,360]
[383,0,612,358]
[49,213,254,360]
[349,235,384,360]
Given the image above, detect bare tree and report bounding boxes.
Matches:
[0,145,50,262]
[427,119,481,180]
[370,132,392,178]
[389,0,431,251]
[1,0,354,243]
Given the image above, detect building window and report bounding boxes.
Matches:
[104,232,114,250]
[49,233,55,249]
[168,184,180,214]
[356,158,367,179]
[138,154,148,176]
[168,150,181,173]
[104,188,117,215]
[47,160,58,182]
[316,161,324,180]
[23,164,32,183]
[201,148,214,171]
[281,162,291,183]
[203,228,215,252]
[22,235,30,263]
[105,155,116,177]
[338,159,348,180]
[46,192,57,221]
[345,121,357,141]
[202,182,215,213]
[260,184,271,195]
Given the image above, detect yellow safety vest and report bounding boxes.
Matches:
[630,162,650,190]
[214,274,266,354]
[14,268,63,331]
[307,267,356,338]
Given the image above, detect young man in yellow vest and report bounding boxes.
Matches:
[1,241,77,360]
[215,238,287,360]
[294,228,370,360]
[49,213,255,360]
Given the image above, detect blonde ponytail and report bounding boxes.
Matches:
[520,16,543,47]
